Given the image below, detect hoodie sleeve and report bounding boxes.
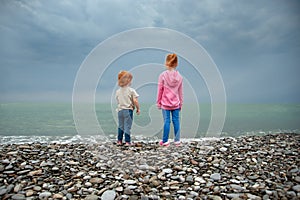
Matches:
[156,74,164,109]
[178,78,183,108]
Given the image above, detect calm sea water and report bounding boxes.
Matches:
[0,103,299,143]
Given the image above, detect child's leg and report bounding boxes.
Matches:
[117,110,124,142]
[123,109,133,143]
[171,109,181,142]
[162,109,171,143]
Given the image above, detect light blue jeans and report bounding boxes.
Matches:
[162,109,180,143]
[118,109,133,143]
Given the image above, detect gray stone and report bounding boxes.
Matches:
[5,164,13,170]
[0,188,7,195]
[138,164,149,170]
[286,191,296,198]
[124,188,133,195]
[14,184,22,193]
[84,195,99,200]
[189,191,198,197]
[290,168,299,173]
[6,184,14,193]
[246,193,262,200]
[292,184,300,192]
[38,191,52,200]
[11,194,26,200]
[294,176,300,183]
[210,173,221,181]
[247,175,259,180]
[163,168,173,174]
[186,175,194,184]
[230,184,245,191]
[226,193,243,198]
[101,190,116,200]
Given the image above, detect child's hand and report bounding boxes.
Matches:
[136,109,140,115]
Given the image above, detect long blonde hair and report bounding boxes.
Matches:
[118,70,132,87]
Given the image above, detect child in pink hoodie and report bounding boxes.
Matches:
[157,53,183,147]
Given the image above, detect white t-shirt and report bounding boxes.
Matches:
[116,86,139,112]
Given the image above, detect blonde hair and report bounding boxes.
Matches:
[118,70,132,87]
[166,53,178,68]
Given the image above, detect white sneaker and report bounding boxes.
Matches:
[174,141,181,146]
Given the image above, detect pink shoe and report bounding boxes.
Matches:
[159,140,170,147]
[117,141,122,146]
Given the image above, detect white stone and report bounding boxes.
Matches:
[163,168,173,174]
[124,180,136,185]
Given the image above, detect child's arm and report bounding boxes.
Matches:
[133,97,140,115]
[156,76,163,109]
[178,80,183,109]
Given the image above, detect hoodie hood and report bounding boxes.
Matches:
[162,70,182,88]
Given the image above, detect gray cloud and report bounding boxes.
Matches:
[0,0,299,102]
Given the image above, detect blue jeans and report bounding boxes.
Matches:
[118,109,133,143]
[162,109,180,143]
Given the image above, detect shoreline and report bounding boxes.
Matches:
[0,133,299,199]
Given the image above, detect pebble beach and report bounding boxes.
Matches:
[0,133,299,200]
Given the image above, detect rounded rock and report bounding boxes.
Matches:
[124,180,136,185]
[210,173,221,181]
[101,190,116,200]
[11,194,26,200]
[163,168,173,174]
[84,194,99,200]
[292,184,300,192]
[39,191,52,200]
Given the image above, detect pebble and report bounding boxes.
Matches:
[292,184,300,192]
[53,193,64,199]
[210,173,221,181]
[11,194,26,200]
[0,133,299,199]
[294,176,300,183]
[219,147,228,152]
[124,180,136,185]
[38,191,52,199]
[101,190,116,200]
[90,177,104,184]
[84,194,99,200]
[163,168,173,174]
[195,176,206,184]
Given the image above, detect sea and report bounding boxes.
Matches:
[0,103,299,144]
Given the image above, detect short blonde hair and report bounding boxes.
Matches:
[118,70,132,87]
[166,53,178,68]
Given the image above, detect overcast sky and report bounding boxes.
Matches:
[0,0,299,103]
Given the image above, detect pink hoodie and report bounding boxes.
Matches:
[157,70,183,110]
